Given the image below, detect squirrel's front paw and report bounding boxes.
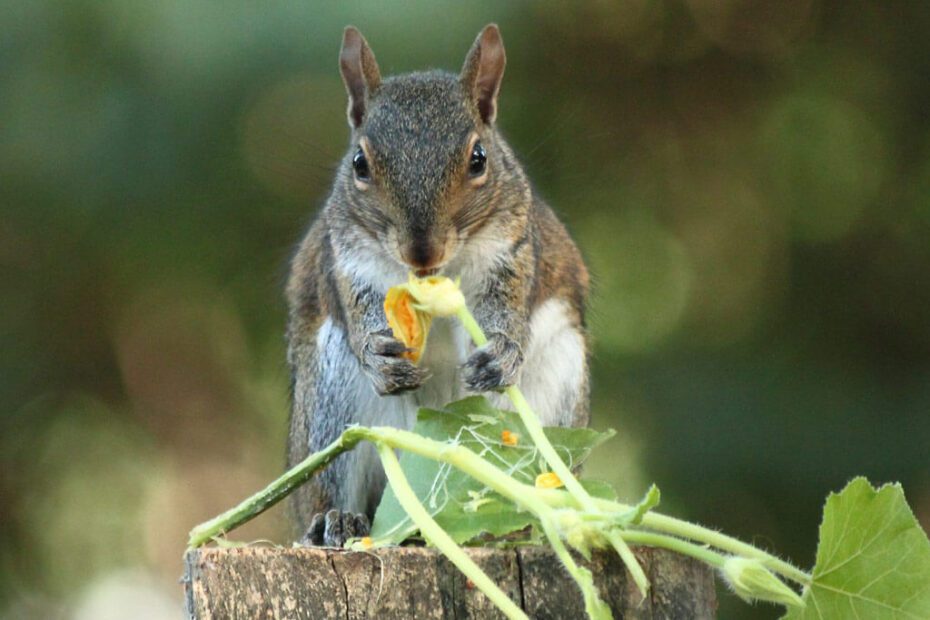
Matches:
[299,509,370,547]
[462,334,523,393]
[363,330,426,395]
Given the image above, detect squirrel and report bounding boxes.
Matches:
[286,24,590,546]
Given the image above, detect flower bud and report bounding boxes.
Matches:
[535,472,564,489]
[721,557,804,608]
[348,536,374,551]
[556,510,607,558]
[501,430,519,446]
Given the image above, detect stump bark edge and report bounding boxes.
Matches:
[183,545,717,619]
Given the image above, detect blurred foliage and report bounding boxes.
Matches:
[2,1,930,618]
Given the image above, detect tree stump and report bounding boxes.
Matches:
[183,545,717,619]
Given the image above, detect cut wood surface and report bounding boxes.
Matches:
[183,545,717,619]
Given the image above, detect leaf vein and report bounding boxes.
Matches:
[816,507,900,579]
[812,583,926,619]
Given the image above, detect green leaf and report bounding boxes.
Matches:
[782,477,930,620]
[370,396,615,544]
[617,484,660,528]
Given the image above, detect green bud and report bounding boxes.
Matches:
[556,510,609,558]
[721,557,805,608]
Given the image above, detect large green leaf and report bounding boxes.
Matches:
[370,396,615,544]
[782,477,930,620]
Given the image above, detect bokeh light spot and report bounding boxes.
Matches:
[671,174,788,344]
[18,400,159,596]
[582,209,693,354]
[71,569,177,620]
[685,0,817,57]
[761,94,886,242]
[239,74,345,206]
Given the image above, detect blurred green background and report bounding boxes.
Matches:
[2,1,929,618]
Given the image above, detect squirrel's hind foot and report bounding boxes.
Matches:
[299,509,371,548]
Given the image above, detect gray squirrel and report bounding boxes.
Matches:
[286,24,590,546]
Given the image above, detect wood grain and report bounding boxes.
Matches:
[183,545,717,619]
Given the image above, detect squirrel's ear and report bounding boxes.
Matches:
[460,24,506,125]
[340,26,382,128]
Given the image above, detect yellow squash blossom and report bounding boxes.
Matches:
[384,275,466,363]
[384,285,432,363]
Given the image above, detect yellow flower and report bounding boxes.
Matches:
[384,286,431,363]
[501,430,519,446]
[360,536,373,549]
[535,472,563,489]
[384,275,465,363]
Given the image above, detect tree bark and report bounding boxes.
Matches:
[183,545,717,619]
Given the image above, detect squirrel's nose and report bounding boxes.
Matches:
[403,237,444,274]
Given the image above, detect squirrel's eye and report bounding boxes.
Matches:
[469,141,487,177]
[352,148,370,181]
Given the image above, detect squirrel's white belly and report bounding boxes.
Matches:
[486,298,585,427]
[413,317,471,408]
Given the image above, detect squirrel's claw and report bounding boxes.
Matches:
[369,356,426,395]
[367,330,409,357]
[363,331,427,395]
[462,334,523,393]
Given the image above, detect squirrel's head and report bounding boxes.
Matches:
[335,24,518,276]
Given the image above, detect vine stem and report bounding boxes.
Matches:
[537,491,811,585]
[620,530,727,568]
[376,444,527,620]
[639,513,811,585]
[186,418,809,589]
[187,432,361,547]
[457,306,649,598]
